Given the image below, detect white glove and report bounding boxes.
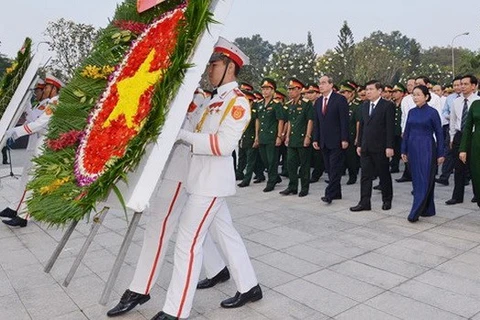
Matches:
[177,129,194,144]
[5,128,18,141]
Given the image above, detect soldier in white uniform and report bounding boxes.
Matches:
[106,89,230,317]
[152,37,261,320]
[1,74,64,227]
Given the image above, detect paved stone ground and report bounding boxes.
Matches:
[1,149,480,320]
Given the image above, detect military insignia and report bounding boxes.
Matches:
[208,101,223,114]
[45,106,53,115]
[231,105,245,120]
[187,102,197,113]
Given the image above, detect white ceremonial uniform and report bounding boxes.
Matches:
[129,89,226,295]
[163,81,258,318]
[400,94,415,133]
[10,96,58,219]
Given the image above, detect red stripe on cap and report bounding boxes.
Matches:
[23,124,32,134]
[45,78,62,89]
[214,47,243,67]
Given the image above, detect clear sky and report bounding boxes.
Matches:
[0,0,478,58]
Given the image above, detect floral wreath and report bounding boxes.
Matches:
[0,38,32,118]
[27,0,213,225]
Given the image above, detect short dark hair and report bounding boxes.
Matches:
[415,76,430,85]
[453,75,463,83]
[365,80,383,90]
[413,85,431,102]
[461,74,478,86]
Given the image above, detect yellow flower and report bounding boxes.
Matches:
[81,64,115,79]
[39,177,71,195]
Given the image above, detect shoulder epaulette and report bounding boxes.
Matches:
[273,98,281,103]
[233,88,244,97]
[302,98,310,103]
[285,99,294,105]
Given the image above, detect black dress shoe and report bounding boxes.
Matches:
[298,190,308,197]
[150,311,177,320]
[0,207,17,218]
[107,289,150,317]
[382,202,392,210]
[263,186,274,192]
[253,177,265,184]
[373,184,382,190]
[325,180,330,183]
[235,174,244,181]
[472,197,478,203]
[395,177,411,183]
[275,176,282,184]
[310,177,320,183]
[321,196,332,204]
[279,188,297,195]
[2,216,27,227]
[346,177,357,185]
[445,198,462,205]
[197,267,230,289]
[220,284,263,308]
[435,178,449,186]
[350,204,371,212]
[237,181,249,188]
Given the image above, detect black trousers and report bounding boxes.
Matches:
[439,124,455,181]
[322,147,345,199]
[390,135,402,171]
[452,131,468,201]
[359,150,393,206]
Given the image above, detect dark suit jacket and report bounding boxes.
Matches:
[357,98,395,153]
[313,91,349,149]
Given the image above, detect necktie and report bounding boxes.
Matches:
[322,97,328,115]
[369,102,375,116]
[211,88,218,98]
[461,98,468,131]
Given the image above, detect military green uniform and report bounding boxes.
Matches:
[257,98,286,189]
[286,98,314,193]
[391,103,403,172]
[345,98,362,182]
[237,104,265,185]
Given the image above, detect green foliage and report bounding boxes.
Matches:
[27,0,213,225]
[0,53,12,77]
[264,39,318,88]
[234,34,274,88]
[0,38,32,118]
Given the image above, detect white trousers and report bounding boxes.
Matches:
[163,195,258,318]
[129,180,225,295]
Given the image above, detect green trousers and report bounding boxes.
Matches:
[259,144,280,188]
[287,146,312,192]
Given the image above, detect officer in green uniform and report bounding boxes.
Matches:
[275,89,289,177]
[339,80,362,185]
[256,78,286,192]
[237,90,265,187]
[390,83,405,173]
[236,82,255,180]
[304,83,325,182]
[280,78,313,197]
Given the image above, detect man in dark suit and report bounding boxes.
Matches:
[313,76,349,204]
[350,80,395,211]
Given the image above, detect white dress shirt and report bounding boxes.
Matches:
[449,93,480,141]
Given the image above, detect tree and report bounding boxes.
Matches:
[0,53,11,77]
[234,34,274,87]
[44,18,100,80]
[264,37,318,88]
[334,21,356,80]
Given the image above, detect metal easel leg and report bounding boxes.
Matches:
[44,221,79,273]
[99,211,142,305]
[63,206,109,287]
